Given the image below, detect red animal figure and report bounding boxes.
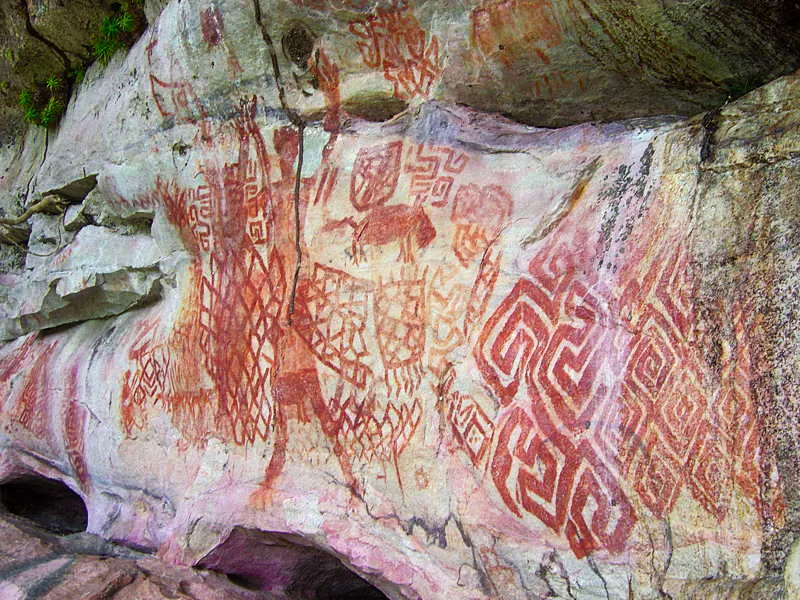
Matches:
[325,204,436,263]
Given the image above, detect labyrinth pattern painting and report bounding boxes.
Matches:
[474,216,768,556]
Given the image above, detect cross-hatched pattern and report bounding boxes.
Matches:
[349,141,402,211]
[328,384,423,479]
[446,391,494,468]
[199,247,284,445]
[375,272,427,395]
[294,264,373,389]
[427,267,467,379]
[122,339,170,435]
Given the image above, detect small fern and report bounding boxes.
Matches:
[39,97,63,127]
[99,15,121,38]
[18,89,33,109]
[23,106,38,123]
[118,13,135,33]
[93,36,124,65]
[93,5,142,66]
[45,75,61,91]
[18,78,66,128]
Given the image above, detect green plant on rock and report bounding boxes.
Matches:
[69,66,86,85]
[14,0,145,128]
[18,89,33,108]
[92,1,144,65]
[22,106,38,123]
[45,75,61,92]
[17,76,67,128]
[92,34,125,65]
[39,97,63,127]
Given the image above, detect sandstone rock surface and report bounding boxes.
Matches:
[0,1,799,599]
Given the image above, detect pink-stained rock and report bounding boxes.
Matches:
[0,511,274,599]
[0,1,799,598]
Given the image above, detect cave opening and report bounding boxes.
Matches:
[197,527,390,600]
[0,475,88,535]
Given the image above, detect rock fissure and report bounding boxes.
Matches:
[23,13,70,72]
[453,516,499,598]
[251,0,306,325]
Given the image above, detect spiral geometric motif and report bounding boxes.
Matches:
[478,238,764,556]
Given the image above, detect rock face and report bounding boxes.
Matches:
[0,507,278,599]
[1,1,799,599]
[1,0,800,136]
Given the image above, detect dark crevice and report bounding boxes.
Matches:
[341,95,409,122]
[282,23,316,69]
[197,527,390,600]
[0,475,88,535]
[23,11,71,71]
[251,0,305,325]
[288,121,305,324]
[251,0,303,128]
[226,572,262,591]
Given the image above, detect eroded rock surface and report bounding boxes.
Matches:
[0,508,275,599]
[1,0,800,136]
[0,1,799,599]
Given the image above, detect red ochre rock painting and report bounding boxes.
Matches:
[451,182,512,266]
[122,101,289,450]
[8,342,58,442]
[349,3,443,100]
[405,142,469,207]
[350,141,403,211]
[472,0,564,66]
[475,217,770,557]
[200,6,223,48]
[63,364,90,490]
[292,0,376,8]
[1,49,778,587]
[2,108,772,572]
[115,102,770,562]
[294,263,373,390]
[1,5,797,597]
